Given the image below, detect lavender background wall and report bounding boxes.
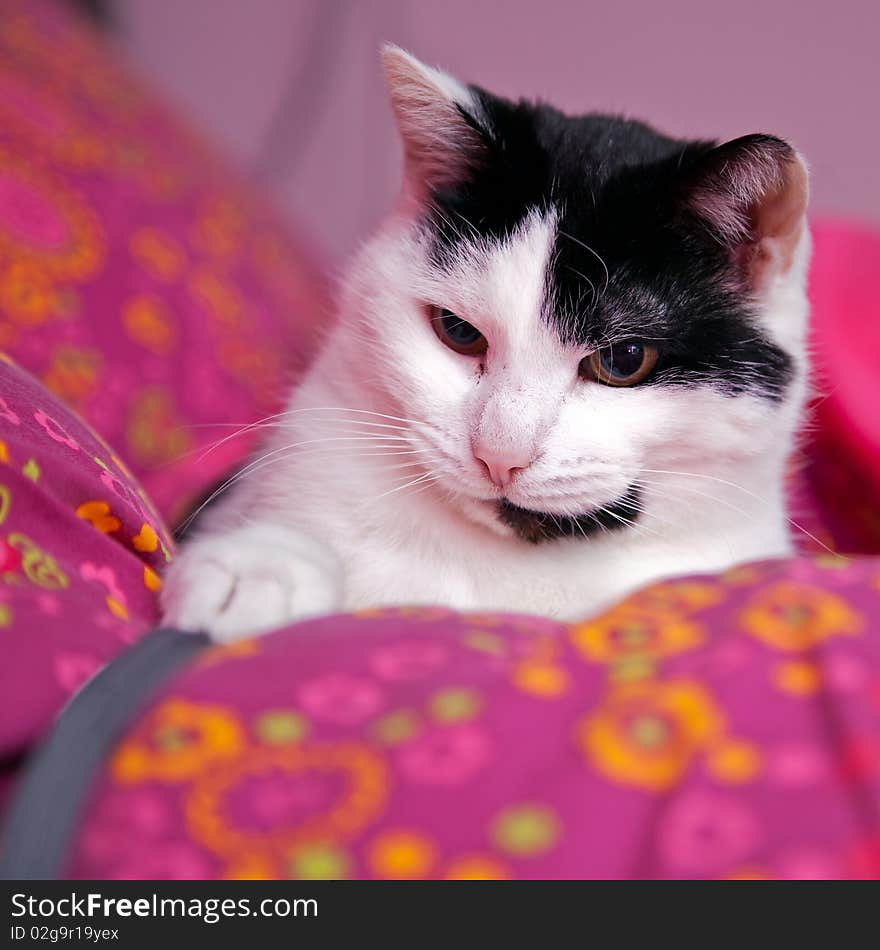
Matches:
[115,0,879,263]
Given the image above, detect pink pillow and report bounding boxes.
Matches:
[0,358,172,810]
[0,0,329,522]
[806,220,880,553]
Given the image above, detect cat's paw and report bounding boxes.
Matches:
[161,524,343,642]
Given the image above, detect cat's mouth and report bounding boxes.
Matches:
[496,485,642,544]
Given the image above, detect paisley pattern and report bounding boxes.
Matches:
[0,0,328,523]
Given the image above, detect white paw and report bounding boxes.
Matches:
[161,524,343,642]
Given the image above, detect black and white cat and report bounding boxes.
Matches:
[162,46,810,641]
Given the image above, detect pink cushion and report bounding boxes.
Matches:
[805,220,880,553]
[64,557,880,880]
[0,0,328,523]
[0,358,172,793]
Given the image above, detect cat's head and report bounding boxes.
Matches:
[341,46,810,543]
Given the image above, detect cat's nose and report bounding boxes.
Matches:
[473,446,533,489]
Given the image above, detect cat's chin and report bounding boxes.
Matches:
[496,486,642,544]
[447,483,642,544]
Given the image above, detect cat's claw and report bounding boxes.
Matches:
[161,524,342,642]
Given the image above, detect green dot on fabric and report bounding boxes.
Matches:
[371,709,420,745]
[255,710,308,744]
[491,804,560,857]
[462,631,505,655]
[429,687,482,722]
[289,844,350,880]
[630,715,668,747]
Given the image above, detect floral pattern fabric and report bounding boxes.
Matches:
[66,558,880,880]
[0,357,172,804]
[0,0,328,523]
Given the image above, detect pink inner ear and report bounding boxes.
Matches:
[750,157,809,271]
[686,135,809,290]
[383,48,485,193]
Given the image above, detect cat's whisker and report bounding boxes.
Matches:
[598,506,657,538]
[165,407,433,470]
[209,405,435,451]
[634,468,837,556]
[562,264,597,308]
[373,471,441,501]
[176,436,433,534]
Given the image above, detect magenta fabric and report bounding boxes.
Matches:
[64,559,880,881]
[0,0,329,523]
[0,359,172,779]
[806,220,880,553]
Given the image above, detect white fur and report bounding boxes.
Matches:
[163,200,809,640]
[162,55,810,642]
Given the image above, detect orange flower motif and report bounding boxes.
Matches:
[129,228,185,282]
[0,145,102,281]
[132,522,159,553]
[143,565,162,592]
[187,266,243,329]
[125,386,190,466]
[122,295,178,355]
[186,743,389,858]
[512,661,571,698]
[366,829,436,880]
[0,261,60,326]
[721,565,766,586]
[222,853,276,881]
[111,699,246,784]
[197,640,261,667]
[773,659,823,696]
[706,738,763,784]
[76,500,120,534]
[192,197,244,259]
[43,346,102,407]
[444,854,511,880]
[577,679,725,791]
[571,604,704,664]
[740,582,863,651]
[628,580,726,614]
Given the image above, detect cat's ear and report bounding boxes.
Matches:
[382,45,489,193]
[680,134,809,292]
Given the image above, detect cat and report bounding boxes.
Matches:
[161,45,810,642]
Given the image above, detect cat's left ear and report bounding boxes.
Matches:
[680,134,809,293]
[382,45,490,194]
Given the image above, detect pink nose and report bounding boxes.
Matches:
[473,447,533,489]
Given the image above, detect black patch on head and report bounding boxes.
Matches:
[498,486,642,544]
[425,95,793,400]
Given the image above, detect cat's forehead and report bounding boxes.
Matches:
[418,104,793,399]
[424,105,720,346]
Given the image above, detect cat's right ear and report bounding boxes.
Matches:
[382,45,489,194]
[678,134,809,293]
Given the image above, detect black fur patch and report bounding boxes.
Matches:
[498,486,642,544]
[426,96,793,400]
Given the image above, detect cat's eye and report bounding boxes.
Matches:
[580,340,659,386]
[430,306,488,356]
